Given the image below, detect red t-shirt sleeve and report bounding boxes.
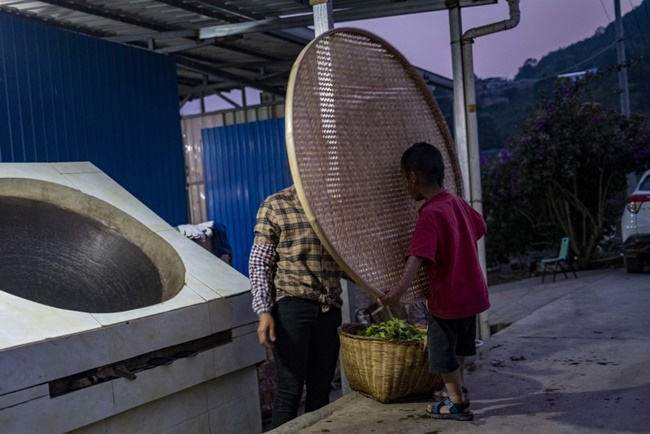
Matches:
[407,213,437,262]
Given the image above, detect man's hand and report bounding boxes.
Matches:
[257,313,276,349]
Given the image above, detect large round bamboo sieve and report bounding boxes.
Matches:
[285,28,463,302]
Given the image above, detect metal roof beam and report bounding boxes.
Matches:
[178,82,241,101]
[176,52,282,75]
[180,57,294,69]
[103,30,197,43]
[0,4,110,38]
[35,0,170,31]
[155,38,217,54]
[199,0,497,39]
[35,0,285,62]
[201,18,288,39]
[265,29,312,45]
[193,0,264,21]
[154,0,234,22]
[175,56,284,95]
[156,0,310,46]
[413,67,453,91]
[214,91,242,108]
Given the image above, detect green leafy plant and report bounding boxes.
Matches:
[358,318,426,342]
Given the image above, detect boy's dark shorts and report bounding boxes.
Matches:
[426,313,477,374]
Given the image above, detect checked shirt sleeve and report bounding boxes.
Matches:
[249,242,277,316]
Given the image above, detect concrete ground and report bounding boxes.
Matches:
[269,268,650,434]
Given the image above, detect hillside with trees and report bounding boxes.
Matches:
[434,0,650,154]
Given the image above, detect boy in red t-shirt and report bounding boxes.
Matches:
[381,142,490,421]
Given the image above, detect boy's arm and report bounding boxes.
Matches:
[379,256,424,305]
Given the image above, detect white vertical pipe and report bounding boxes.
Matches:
[461,42,490,341]
[462,46,482,216]
[312,1,334,36]
[448,6,471,201]
[459,0,520,341]
[450,4,490,341]
[614,0,631,117]
[614,0,637,193]
[310,0,349,396]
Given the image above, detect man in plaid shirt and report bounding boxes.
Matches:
[250,185,344,428]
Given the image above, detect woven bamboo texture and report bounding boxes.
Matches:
[286,28,463,302]
[338,323,442,403]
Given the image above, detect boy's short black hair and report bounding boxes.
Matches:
[401,142,444,187]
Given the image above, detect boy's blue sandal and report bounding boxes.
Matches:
[426,398,473,421]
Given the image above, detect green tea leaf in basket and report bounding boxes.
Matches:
[358,318,426,342]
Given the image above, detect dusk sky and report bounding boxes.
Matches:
[348,0,639,79]
[183,0,641,113]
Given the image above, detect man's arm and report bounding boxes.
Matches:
[249,242,278,349]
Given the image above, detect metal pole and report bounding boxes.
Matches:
[448,4,471,201]
[614,0,637,192]
[460,42,490,341]
[450,2,490,342]
[241,87,248,122]
[458,0,520,341]
[461,46,482,216]
[311,0,334,36]
[614,0,631,117]
[310,0,347,396]
[200,75,207,114]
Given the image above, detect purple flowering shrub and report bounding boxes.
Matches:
[482,79,650,268]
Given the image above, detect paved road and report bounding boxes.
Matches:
[270,268,650,434]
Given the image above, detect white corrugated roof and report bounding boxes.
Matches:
[0,0,495,101]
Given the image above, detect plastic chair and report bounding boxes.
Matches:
[541,237,578,283]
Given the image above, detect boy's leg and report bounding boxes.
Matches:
[457,356,467,399]
[455,315,477,397]
[426,313,473,414]
[457,356,466,386]
[434,355,467,400]
[439,369,465,405]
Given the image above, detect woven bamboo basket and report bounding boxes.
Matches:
[286,28,463,303]
[338,323,443,403]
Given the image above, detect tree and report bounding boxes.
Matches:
[483,78,650,268]
[477,114,503,152]
[515,58,538,80]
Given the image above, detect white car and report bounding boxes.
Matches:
[621,169,650,273]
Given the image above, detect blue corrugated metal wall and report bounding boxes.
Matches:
[202,118,292,275]
[0,12,187,225]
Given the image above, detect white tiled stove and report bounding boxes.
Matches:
[0,162,264,434]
